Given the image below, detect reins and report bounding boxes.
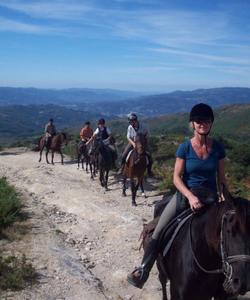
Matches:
[189,208,250,293]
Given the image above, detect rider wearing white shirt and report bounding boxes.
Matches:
[119,113,153,177]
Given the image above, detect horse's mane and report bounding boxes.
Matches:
[61,132,67,140]
[205,197,250,252]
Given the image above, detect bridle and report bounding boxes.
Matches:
[190,209,250,294]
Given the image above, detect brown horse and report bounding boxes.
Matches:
[77,140,98,180]
[38,133,67,164]
[122,133,147,206]
[141,190,250,300]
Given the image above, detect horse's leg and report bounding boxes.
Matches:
[104,170,109,191]
[59,150,63,165]
[77,154,80,169]
[156,259,168,300]
[46,148,50,164]
[99,168,104,186]
[140,180,147,198]
[39,146,44,162]
[94,160,98,176]
[131,178,137,206]
[159,273,168,300]
[90,161,94,180]
[134,179,140,203]
[122,176,127,196]
[51,151,55,165]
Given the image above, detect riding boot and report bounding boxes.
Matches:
[127,238,158,289]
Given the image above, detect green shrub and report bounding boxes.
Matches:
[0,177,22,230]
[63,140,78,159]
[0,255,36,290]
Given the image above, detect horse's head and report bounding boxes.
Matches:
[135,133,147,155]
[205,196,250,295]
[109,135,116,145]
[91,137,103,153]
[61,132,68,145]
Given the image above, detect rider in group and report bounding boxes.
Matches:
[79,121,93,144]
[119,113,154,177]
[87,118,117,168]
[44,118,56,147]
[127,103,227,289]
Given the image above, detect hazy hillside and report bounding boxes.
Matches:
[89,87,250,117]
[0,87,145,106]
[1,102,249,146]
[109,103,250,142]
[0,104,108,144]
[147,103,250,141]
[0,87,250,118]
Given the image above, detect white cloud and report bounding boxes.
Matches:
[152,47,250,66]
[0,17,44,33]
[0,1,92,20]
[0,17,70,35]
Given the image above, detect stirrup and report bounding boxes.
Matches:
[127,266,149,289]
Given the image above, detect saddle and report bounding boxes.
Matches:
[126,149,148,165]
[160,209,193,257]
[142,188,217,258]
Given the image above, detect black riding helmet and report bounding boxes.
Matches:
[98,118,105,125]
[49,118,54,123]
[128,112,138,122]
[189,103,214,123]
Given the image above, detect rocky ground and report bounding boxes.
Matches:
[0,148,165,300]
[0,148,249,300]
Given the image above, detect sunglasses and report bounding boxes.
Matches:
[195,119,212,124]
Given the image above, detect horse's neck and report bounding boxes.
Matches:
[191,211,221,267]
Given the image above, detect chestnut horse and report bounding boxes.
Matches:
[141,191,250,300]
[38,133,67,164]
[122,133,147,206]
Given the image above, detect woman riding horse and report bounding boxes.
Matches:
[86,118,117,169]
[127,103,227,288]
[119,112,153,177]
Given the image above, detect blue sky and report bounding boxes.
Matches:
[0,0,250,92]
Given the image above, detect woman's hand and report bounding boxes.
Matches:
[187,194,203,211]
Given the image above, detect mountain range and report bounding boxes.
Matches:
[0,87,250,118]
[0,86,250,145]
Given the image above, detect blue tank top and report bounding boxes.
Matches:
[176,139,225,191]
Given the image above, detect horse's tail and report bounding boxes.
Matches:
[32,136,43,151]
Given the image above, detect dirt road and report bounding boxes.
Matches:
[1,148,249,300]
[0,148,164,300]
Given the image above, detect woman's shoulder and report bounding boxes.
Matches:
[212,138,226,158]
[176,139,191,157]
[212,138,225,150]
[179,139,191,149]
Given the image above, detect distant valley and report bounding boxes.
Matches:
[0,87,250,117]
[0,86,250,145]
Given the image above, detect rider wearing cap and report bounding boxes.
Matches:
[44,118,56,146]
[127,103,227,289]
[119,113,153,177]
